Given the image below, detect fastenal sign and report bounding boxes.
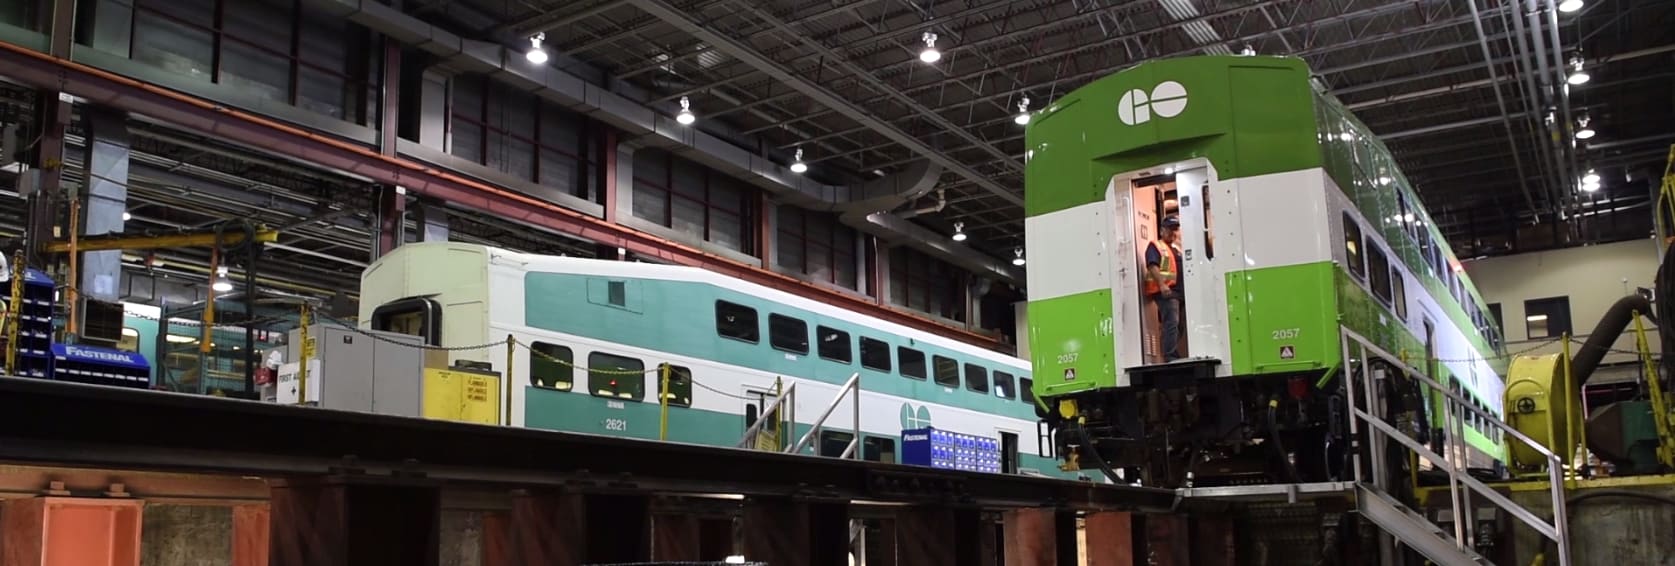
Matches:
[1117,81,1189,126]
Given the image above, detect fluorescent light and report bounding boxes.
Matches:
[1558,0,1583,12]
[165,335,197,344]
[1526,314,1548,322]
[526,33,548,64]
[724,557,746,564]
[919,32,941,63]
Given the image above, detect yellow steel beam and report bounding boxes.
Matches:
[45,228,278,253]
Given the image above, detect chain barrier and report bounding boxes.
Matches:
[1419,337,1564,364]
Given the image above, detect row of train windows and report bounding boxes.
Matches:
[1343,211,1501,349]
[527,342,695,407]
[1342,213,1409,321]
[1451,382,1503,443]
[715,300,1037,405]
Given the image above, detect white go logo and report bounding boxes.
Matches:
[1117,81,1189,126]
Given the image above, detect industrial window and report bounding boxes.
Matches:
[632,148,757,255]
[1342,213,1365,279]
[889,247,966,323]
[1488,302,1504,335]
[993,371,1017,400]
[530,342,574,391]
[769,314,809,355]
[863,436,897,464]
[898,347,927,380]
[1020,378,1036,405]
[777,206,859,290]
[715,301,759,343]
[1391,268,1407,321]
[817,326,852,364]
[656,363,692,408]
[587,351,644,401]
[1365,241,1392,305]
[964,364,990,394]
[932,356,960,388]
[1524,296,1572,339]
[859,337,892,372]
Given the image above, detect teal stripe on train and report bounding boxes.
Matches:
[522,273,1036,422]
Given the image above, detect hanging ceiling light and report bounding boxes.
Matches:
[1581,168,1601,192]
[525,33,548,64]
[952,222,968,242]
[790,148,808,174]
[919,32,941,63]
[675,96,696,125]
[1014,97,1031,126]
[212,279,234,292]
[1240,44,1257,56]
[121,211,132,221]
[1575,113,1595,139]
[1558,0,1584,13]
[1566,53,1590,85]
[1011,247,1026,267]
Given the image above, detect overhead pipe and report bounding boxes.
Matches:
[1524,0,1577,216]
[1507,2,1565,217]
[1469,0,1541,216]
[894,190,947,219]
[1545,0,1584,220]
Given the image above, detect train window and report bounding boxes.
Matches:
[816,326,852,364]
[769,314,809,355]
[371,297,441,346]
[1365,241,1392,304]
[1391,267,1407,321]
[863,436,897,463]
[993,371,1017,400]
[819,430,856,458]
[530,342,575,391]
[964,364,990,394]
[898,347,927,380]
[1342,213,1365,279]
[587,351,645,401]
[656,363,692,408]
[1396,193,1413,240]
[860,337,892,372]
[1020,378,1035,405]
[932,356,959,388]
[715,301,759,343]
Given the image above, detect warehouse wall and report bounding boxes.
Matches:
[1464,237,1661,383]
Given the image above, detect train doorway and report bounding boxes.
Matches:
[1122,167,1213,366]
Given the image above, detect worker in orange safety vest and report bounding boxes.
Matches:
[1145,216,1183,361]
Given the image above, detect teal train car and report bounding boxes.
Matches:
[359,242,1077,479]
[118,303,284,393]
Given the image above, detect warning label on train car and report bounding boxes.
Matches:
[1279,345,1296,359]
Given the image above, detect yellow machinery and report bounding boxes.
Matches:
[1504,352,1585,474]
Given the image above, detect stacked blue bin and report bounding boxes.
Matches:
[901,427,1000,473]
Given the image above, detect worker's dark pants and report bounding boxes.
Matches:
[1152,293,1180,361]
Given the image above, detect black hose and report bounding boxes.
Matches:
[1266,404,1303,483]
[1074,424,1127,487]
[1569,295,1655,389]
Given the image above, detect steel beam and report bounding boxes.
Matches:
[0,40,1008,352]
[269,477,441,566]
[622,0,1023,207]
[1083,511,1135,566]
[741,498,848,566]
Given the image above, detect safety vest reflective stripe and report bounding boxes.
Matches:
[1145,241,1177,295]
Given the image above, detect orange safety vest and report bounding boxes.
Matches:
[1144,241,1178,296]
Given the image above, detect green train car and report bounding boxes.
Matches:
[1024,55,1508,487]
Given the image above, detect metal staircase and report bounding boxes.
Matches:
[1338,327,1571,566]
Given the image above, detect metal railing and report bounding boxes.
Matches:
[789,373,862,459]
[1339,326,1571,566]
[737,381,797,450]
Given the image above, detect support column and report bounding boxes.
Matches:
[79,106,129,304]
[741,498,847,566]
[232,504,271,566]
[506,490,651,566]
[414,201,450,243]
[866,518,897,566]
[374,185,407,258]
[481,512,509,566]
[1083,511,1135,566]
[698,517,734,559]
[416,69,451,153]
[757,193,773,269]
[600,128,618,223]
[23,91,68,268]
[268,478,440,566]
[1191,516,1235,566]
[1,496,143,566]
[1003,509,1057,566]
